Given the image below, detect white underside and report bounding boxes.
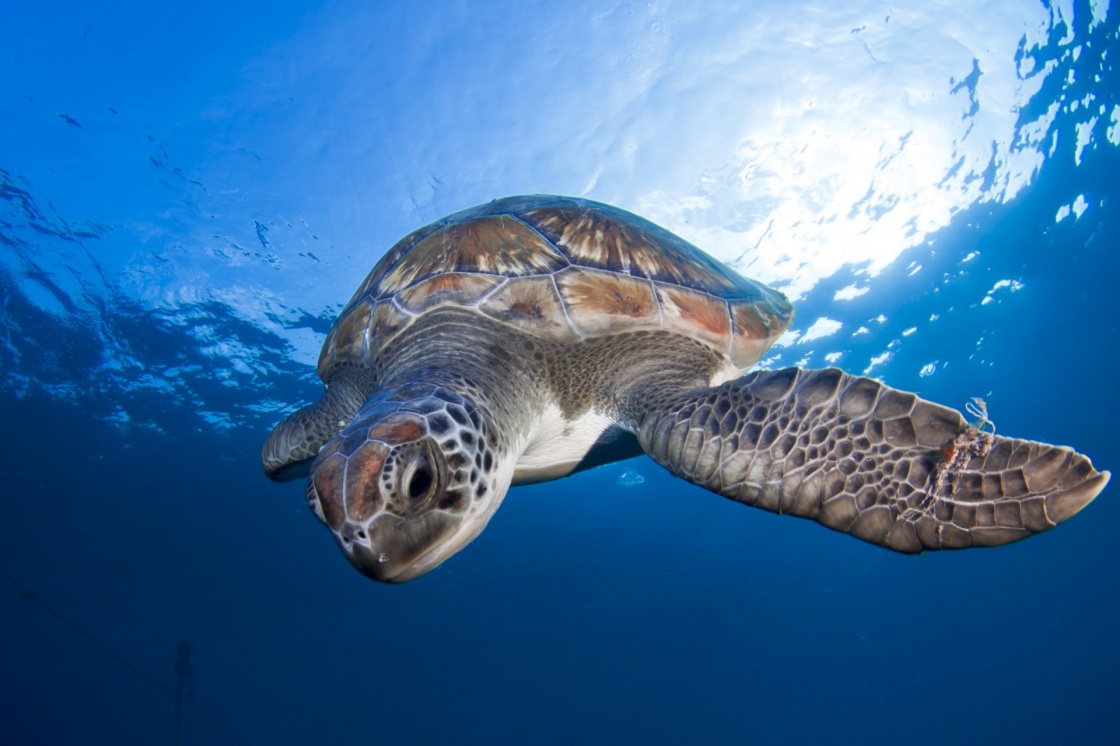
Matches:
[512,403,616,484]
[403,364,744,578]
[512,361,740,485]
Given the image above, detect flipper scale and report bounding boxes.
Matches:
[634,367,1109,552]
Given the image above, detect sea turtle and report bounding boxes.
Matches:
[262,195,1109,583]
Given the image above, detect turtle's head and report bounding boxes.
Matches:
[306,385,507,583]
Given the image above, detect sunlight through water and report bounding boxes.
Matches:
[0,0,1116,435]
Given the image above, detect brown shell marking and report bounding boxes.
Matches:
[524,206,634,274]
[318,298,374,378]
[656,285,732,352]
[319,301,414,376]
[397,272,505,314]
[556,267,660,337]
[342,222,447,315]
[374,216,567,296]
[369,301,412,346]
[479,276,578,342]
[729,301,789,369]
[523,204,743,296]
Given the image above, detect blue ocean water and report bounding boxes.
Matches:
[1,1,1117,743]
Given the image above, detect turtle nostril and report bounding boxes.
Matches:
[341,523,363,546]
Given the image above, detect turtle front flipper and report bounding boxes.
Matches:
[261,366,375,482]
[629,367,1109,551]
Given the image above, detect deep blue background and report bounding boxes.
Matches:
[2,2,1117,744]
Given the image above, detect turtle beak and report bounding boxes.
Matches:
[336,512,460,583]
[307,448,462,583]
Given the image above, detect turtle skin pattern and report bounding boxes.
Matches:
[633,367,1109,551]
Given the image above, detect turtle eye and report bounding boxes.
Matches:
[400,441,441,504]
[407,463,434,500]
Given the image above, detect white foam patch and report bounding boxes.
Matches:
[800,317,843,344]
[1090,0,1111,29]
[864,351,893,375]
[773,329,801,348]
[981,278,1024,305]
[1072,194,1089,219]
[834,285,869,301]
[1075,117,1099,165]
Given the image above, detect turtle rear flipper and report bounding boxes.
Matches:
[629,367,1109,551]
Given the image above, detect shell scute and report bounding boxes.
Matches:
[479,276,578,342]
[729,300,793,369]
[523,202,747,297]
[318,298,373,378]
[370,301,412,341]
[556,266,660,337]
[376,215,567,296]
[347,222,447,309]
[522,205,634,274]
[656,285,732,352]
[398,272,504,314]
